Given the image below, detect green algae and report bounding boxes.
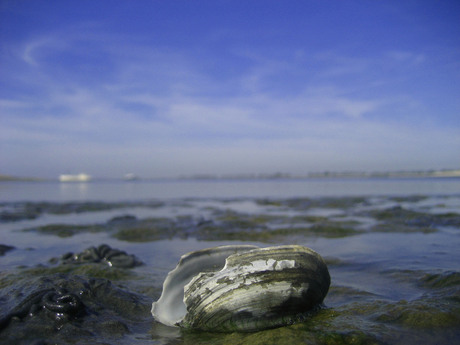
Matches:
[194,209,362,242]
[23,223,106,237]
[307,223,362,237]
[283,197,368,210]
[114,226,175,242]
[0,201,165,223]
[112,217,179,242]
[389,195,429,203]
[216,211,278,225]
[370,223,437,234]
[47,201,124,214]
[363,205,460,233]
[369,206,460,229]
[290,215,329,223]
[421,271,460,289]
[326,285,378,305]
[256,197,369,214]
[196,222,361,242]
[32,200,162,215]
[255,199,284,207]
[377,299,460,329]
[372,206,429,221]
[178,311,382,345]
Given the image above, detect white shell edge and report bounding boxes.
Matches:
[151,245,259,326]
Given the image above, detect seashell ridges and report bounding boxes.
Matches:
[152,245,330,332]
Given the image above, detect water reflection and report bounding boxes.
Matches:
[59,182,90,200]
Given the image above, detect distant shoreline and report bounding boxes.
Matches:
[1,169,460,182]
[180,169,460,180]
[304,169,460,179]
[0,175,44,182]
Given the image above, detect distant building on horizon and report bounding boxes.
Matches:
[124,173,139,181]
[59,173,92,182]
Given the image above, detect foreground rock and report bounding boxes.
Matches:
[60,244,143,268]
[0,274,150,344]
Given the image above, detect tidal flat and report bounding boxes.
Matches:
[1,195,460,344]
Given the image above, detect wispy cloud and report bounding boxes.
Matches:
[386,51,426,66]
[1,17,459,177]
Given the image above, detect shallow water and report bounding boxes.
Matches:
[1,180,460,344]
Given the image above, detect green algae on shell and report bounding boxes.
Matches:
[152,245,330,332]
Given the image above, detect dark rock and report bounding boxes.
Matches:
[60,244,142,268]
[0,274,150,343]
[107,214,137,224]
[0,285,85,330]
[0,244,15,256]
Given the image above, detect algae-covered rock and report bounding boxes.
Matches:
[0,274,151,344]
[60,244,143,268]
[420,271,460,289]
[377,299,460,329]
[368,206,460,233]
[112,217,179,242]
[23,223,106,237]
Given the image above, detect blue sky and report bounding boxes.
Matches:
[1,0,459,179]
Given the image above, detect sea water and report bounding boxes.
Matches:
[1,177,460,201]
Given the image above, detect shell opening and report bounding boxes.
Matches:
[151,245,258,326]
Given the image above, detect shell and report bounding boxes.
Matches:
[152,245,330,332]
